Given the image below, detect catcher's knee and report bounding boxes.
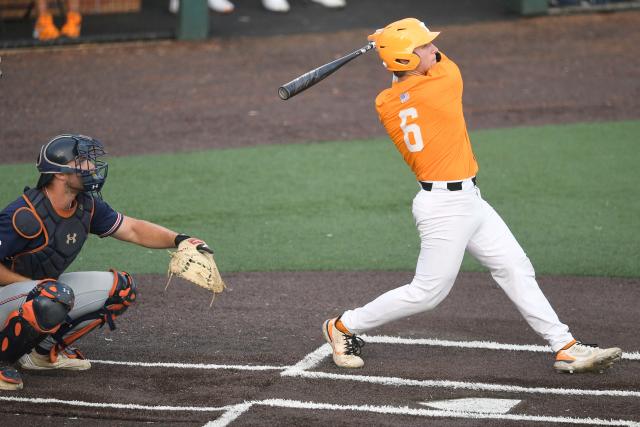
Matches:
[50,270,137,349]
[105,270,137,316]
[0,280,74,362]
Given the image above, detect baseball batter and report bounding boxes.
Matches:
[322,18,622,374]
[0,134,217,391]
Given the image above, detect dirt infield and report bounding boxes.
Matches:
[1,10,639,427]
[1,12,639,163]
[1,272,639,425]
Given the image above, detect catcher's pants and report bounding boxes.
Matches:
[340,179,574,352]
[0,271,119,352]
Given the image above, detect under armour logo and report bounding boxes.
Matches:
[66,233,77,244]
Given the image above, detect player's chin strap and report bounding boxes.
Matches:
[44,269,136,362]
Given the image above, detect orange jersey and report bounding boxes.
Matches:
[375,52,478,182]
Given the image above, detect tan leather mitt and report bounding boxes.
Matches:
[166,237,226,307]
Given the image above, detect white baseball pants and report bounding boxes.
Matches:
[340,178,574,352]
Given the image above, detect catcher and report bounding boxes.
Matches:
[0,134,225,391]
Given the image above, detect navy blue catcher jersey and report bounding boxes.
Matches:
[0,191,123,273]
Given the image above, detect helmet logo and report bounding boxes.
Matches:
[66,233,77,245]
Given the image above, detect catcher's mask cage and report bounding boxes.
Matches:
[36,134,109,198]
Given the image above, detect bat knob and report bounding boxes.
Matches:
[278,86,291,100]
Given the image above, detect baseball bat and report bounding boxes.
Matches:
[278,41,375,100]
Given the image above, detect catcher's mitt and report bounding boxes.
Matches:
[165,237,226,307]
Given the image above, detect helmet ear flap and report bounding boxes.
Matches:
[389,52,421,71]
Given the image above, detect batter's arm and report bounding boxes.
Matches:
[112,215,178,249]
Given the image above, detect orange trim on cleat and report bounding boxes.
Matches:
[0,367,23,391]
[555,352,577,362]
[335,318,351,335]
[553,341,622,374]
[322,317,365,368]
[559,339,577,351]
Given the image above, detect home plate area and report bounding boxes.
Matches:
[1,272,638,426]
[2,334,639,426]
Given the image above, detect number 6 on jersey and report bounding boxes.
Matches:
[399,108,424,152]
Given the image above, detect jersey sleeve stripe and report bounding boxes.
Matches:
[100,212,123,238]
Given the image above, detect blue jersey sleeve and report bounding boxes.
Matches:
[91,198,124,238]
[0,198,32,261]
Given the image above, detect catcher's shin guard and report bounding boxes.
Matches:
[0,280,74,363]
[48,270,136,358]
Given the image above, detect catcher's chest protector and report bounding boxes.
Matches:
[10,188,93,280]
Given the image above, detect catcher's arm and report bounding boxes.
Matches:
[112,216,179,249]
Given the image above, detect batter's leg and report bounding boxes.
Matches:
[466,197,573,352]
[341,190,482,333]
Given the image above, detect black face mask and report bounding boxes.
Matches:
[36,135,109,199]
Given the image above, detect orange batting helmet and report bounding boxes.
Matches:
[367,18,440,72]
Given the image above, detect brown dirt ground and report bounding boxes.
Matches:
[1,12,639,162]
[0,11,639,427]
[2,272,640,425]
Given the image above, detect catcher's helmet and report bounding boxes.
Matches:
[367,18,440,72]
[36,134,108,197]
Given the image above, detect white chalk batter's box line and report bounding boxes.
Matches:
[89,334,640,368]
[1,395,638,427]
[3,335,638,426]
[90,335,640,399]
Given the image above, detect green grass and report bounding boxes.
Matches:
[1,121,638,277]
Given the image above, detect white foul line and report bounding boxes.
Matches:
[256,398,640,427]
[1,395,637,427]
[5,335,635,426]
[361,335,640,361]
[87,335,638,374]
[287,368,640,398]
[0,395,232,412]
[203,403,253,427]
[281,343,331,375]
[91,359,285,371]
